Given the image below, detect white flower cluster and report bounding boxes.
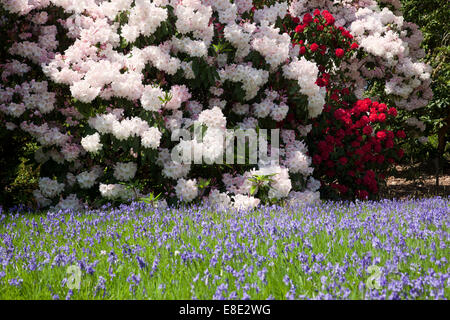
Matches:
[174,0,214,45]
[232,194,261,211]
[141,127,162,149]
[77,166,102,189]
[81,133,103,154]
[114,162,138,181]
[38,177,65,199]
[121,1,168,44]
[219,64,269,101]
[198,106,227,129]
[251,165,292,199]
[284,140,314,176]
[0,80,55,116]
[405,117,426,132]
[20,122,69,147]
[175,178,198,202]
[252,89,289,121]
[99,184,134,201]
[208,189,232,212]
[253,2,288,24]
[140,85,165,112]
[287,190,320,207]
[289,0,432,112]
[282,57,325,118]
[224,23,255,60]
[54,194,83,212]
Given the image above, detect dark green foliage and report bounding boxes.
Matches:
[399,0,450,171]
[0,127,38,208]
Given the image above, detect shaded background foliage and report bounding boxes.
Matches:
[397,0,450,174]
[0,0,449,208]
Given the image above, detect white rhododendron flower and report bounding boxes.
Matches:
[141,127,162,149]
[141,85,165,112]
[81,133,103,154]
[38,177,65,198]
[198,106,227,129]
[55,194,82,211]
[113,162,138,181]
[208,189,232,212]
[99,184,133,200]
[232,194,260,211]
[175,178,198,202]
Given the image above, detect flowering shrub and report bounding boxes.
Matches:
[309,97,405,199]
[0,0,433,209]
[280,9,405,199]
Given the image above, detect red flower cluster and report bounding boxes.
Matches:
[288,11,403,200]
[292,10,359,63]
[310,95,404,200]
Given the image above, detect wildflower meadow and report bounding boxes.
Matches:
[0,0,448,303]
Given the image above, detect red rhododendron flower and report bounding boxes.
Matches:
[326,160,334,168]
[388,107,398,116]
[337,184,348,194]
[322,10,335,25]
[295,18,402,201]
[342,30,353,39]
[330,93,339,101]
[357,190,369,199]
[376,131,387,140]
[359,116,368,126]
[310,43,319,52]
[303,13,313,24]
[374,143,382,153]
[295,24,306,33]
[385,139,394,148]
[377,103,387,113]
[396,130,406,138]
[312,154,322,165]
[334,108,346,120]
[335,48,345,58]
[339,157,348,165]
[299,46,306,55]
[377,113,386,122]
[336,129,345,139]
[362,125,373,135]
[316,78,326,87]
[325,135,335,144]
[369,113,378,122]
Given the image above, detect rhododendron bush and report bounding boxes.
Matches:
[0,0,432,209]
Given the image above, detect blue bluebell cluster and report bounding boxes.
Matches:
[0,197,448,299]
